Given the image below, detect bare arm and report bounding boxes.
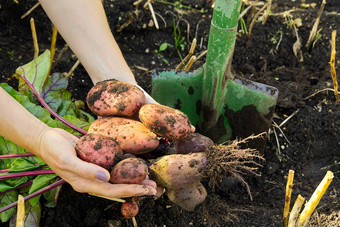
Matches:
[39,0,157,103]
[39,0,134,84]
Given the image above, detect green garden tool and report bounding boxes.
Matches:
[152,0,278,150]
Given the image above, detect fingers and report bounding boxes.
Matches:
[140,179,157,188]
[60,152,110,182]
[71,178,157,198]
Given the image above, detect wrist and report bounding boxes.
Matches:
[27,123,51,158]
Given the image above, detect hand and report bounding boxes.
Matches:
[36,127,157,198]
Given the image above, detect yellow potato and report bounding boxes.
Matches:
[88,117,159,154]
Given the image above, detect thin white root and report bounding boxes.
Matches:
[88,193,126,203]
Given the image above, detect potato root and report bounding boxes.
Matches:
[139,104,192,140]
[88,117,159,154]
[149,152,207,189]
[167,182,207,211]
[110,158,148,184]
[75,133,123,170]
[121,201,139,219]
[87,80,145,117]
[175,133,214,154]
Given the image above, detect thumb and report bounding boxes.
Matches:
[65,155,111,182]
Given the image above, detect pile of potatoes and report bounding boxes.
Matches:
[76,80,214,215]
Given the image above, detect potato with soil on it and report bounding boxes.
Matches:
[88,117,159,154]
[121,201,139,219]
[174,133,214,154]
[167,182,207,211]
[110,158,148,184]
[86,80,145,117]
[75,133,123,170]
[149,152,207,189]
[139,104,193,141]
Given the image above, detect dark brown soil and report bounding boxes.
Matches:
[1,0,339,226]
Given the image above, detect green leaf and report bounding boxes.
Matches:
[0,177,30,193]
[8,158,42,173]
[28,174,57,206]
[9,202,41,227]
[0,83,52,125]
[159,43,168,52]
[0,190,17,222]
[51,114,92,136]
[41,73,68,112]
[43,184,62,208]
[15,50,51,95]
[0,137,26,170]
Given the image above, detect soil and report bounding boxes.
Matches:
[1,0,339,226]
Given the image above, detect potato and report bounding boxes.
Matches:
[88,117,159,154]
[167,182,207,211]
[139,104,192,140]
[175,133,214,154]
[110,158,148,184]
[87,80,145,117]
[75,133,123,170]
[149,152,207,189]
[121,201,139,219]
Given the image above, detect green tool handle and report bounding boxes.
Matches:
[202,0,241,132]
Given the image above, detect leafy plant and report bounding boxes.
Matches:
[154,42,171,64]
[173,20,186,59]
[312,28,322,49]
[156,0,192,10]
[0,50,93,225]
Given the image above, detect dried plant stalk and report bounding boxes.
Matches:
[30,18,39,59]
[282,170,295,227]
[262,0,272,25]
[330,30,339,101]
[183,56,197,71]
[288,195,305,227]
[305,0,326,49]
[176,38,197,70]
[47,26,58,77]
[16,195,25,227]
[297,171,334,227]
[21,2,41,19]
[247,2,268,39]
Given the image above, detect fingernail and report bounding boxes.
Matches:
[96,171,108,182]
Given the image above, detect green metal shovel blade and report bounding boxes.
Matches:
[151,0,279,150]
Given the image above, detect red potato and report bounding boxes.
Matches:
[149,152,207,189]
[110,158,148,184]
[167,182,207,211]
[121,201,139,219]
[88,117,159,154]
[175,133,214,154]
[75,133,123,170]
[87,80,145,117]
[139,104,192,141]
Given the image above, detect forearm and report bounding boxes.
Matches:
[39,0,136,85]
[0,87,48,156]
